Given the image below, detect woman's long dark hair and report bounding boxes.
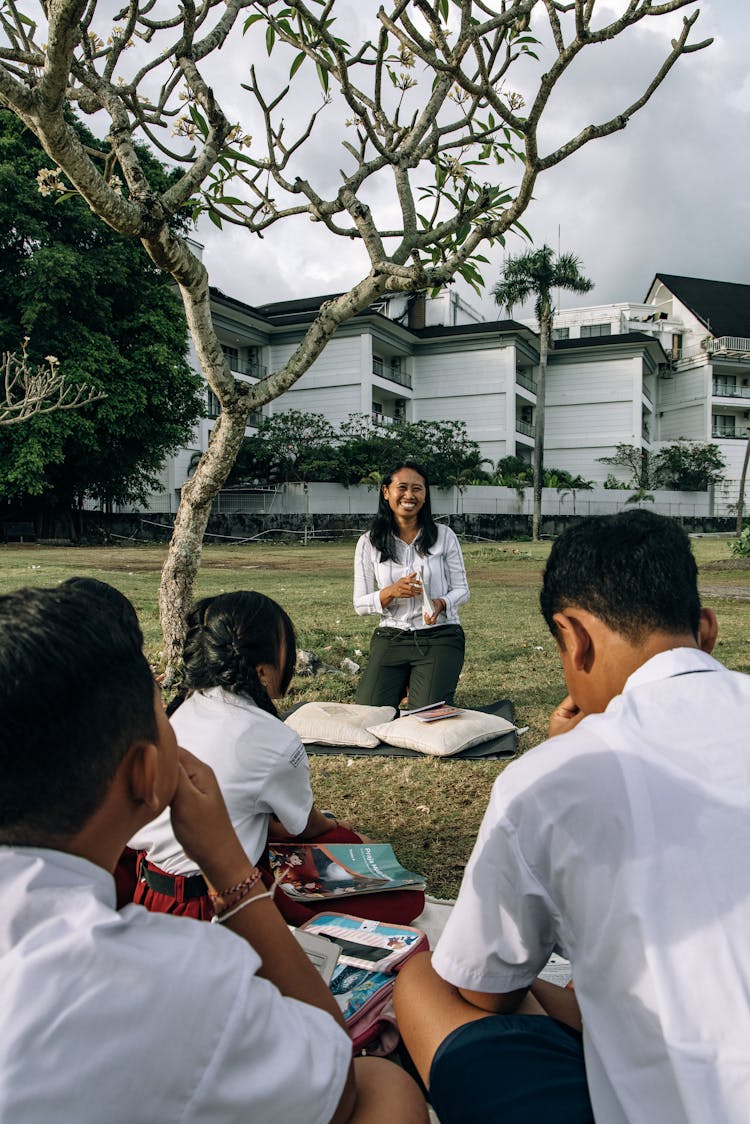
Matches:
[167,591,296,718]
[369,461,438,562]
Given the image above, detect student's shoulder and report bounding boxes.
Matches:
[118,899,260,976]
[492,719,612,802]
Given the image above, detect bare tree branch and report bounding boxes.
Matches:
[0,341,106,426]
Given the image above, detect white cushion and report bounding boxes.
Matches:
[284,702,397,748]
[367,709,516,758]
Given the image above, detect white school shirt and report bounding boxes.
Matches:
[130,687,312,874]
[433,648,750,1124]
[0,847,351,1124]
[353,523,469,631]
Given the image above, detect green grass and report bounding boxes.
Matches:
[2,537,749,897]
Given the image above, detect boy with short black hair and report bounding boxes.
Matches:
[0,582,426,1124]
[396,510,750,1124]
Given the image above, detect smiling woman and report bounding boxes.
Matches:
[353,462,470,710]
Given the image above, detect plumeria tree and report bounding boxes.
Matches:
[0,0,710,676]
[493,245,593,540]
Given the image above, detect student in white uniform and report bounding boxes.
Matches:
[394,510,750,1124]
[131,591,424,925]
[354,461,469,710]
[0,581,427,1124]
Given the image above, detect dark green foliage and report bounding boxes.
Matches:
[0,109,202,523]
[654,442,726,491]
[227,411,487,488]
[600,442,726,492]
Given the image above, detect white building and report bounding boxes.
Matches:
[145,271,749,513]
[544,274,750,494]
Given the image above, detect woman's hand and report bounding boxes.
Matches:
[381,571,422,607]
[423,597,446,625]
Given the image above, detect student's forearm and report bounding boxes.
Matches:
[270,807,341,841]
[299,806,340,838]
[206,855,348,1032]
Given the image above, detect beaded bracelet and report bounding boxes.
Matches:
[208,868,263,910]
[211,886,275,925]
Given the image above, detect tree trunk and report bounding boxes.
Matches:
[158,405,250,679]
[736,430,750,535]
[532,314,549,542]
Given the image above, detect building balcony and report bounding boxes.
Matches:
[712,424,748,439]
[707,336,750,358]
[372,411,398,427]
[713,379,750,400]
[229,357,266,379]
[372,356,412,389]
[515,418,534,438]
[516,370,537,394]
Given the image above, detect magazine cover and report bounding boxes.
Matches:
[268,843,426,901]
[329,963,393,1022]
[300,913,427,973]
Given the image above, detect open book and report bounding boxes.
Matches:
[269,842,426,902]
[299,913,430,1051]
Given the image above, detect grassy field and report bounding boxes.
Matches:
[2,536,749,896]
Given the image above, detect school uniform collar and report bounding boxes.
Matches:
[622,647,722,695]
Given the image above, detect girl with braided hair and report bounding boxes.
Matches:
[130,591,424,925]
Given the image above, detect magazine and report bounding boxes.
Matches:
[299,914,430,1051]
[401,700,446,716]
[268,843,426,902]
[300,912,428,973]
[415,704,462,723]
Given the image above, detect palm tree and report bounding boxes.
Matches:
[493,246,593,541]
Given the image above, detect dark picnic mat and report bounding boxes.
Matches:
[283,699,518,760]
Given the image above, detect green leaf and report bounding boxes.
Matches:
[289,51,306,79]
[266,24,276,54]
[315,62,330,94]
[242,13,264,32]
[208,209,223,229]
[188,103,208,137]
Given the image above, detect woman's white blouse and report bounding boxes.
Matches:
[353,523,469,631]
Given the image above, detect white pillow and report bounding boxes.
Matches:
[284,702,397,748]
[366,709,517,758]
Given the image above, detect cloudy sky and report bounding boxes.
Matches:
[188,1,748,321]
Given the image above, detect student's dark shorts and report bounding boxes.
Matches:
[429,1014,594,1124]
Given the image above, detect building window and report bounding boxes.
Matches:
[372,400,383,415]
[552,327,569,341]
[206,389,220,418]
[390,356,402,376]
[372,354,384,376]
[672,334,683,360]
[580,323,611,338]
[712,414,736,438]
[224,346,239,370]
